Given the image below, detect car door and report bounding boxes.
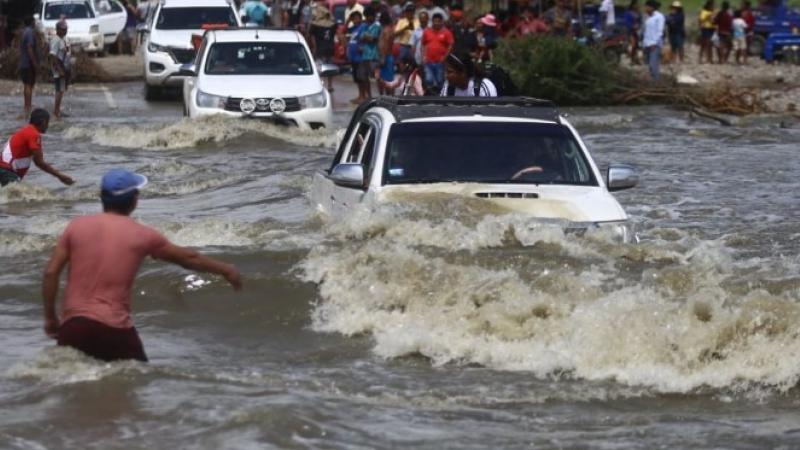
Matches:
[329,118,380,216]
[93,0,127,45]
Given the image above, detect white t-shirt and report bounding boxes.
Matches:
[49,35,70,78]
[440,78,498,97]
[732,17,747,38]
[599,0,615,26]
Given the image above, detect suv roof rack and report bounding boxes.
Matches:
[372,96,561,123]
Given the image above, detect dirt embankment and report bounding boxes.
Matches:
[624,43,800,114]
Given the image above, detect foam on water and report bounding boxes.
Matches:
[5,346,145,385]
[64,115,337,150]
[0,182,97,205]
[301,204,800,394]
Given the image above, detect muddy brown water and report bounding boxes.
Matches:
[1,82,800,449]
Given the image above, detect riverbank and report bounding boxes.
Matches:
[2,50,798,114]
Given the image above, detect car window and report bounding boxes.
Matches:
[344,123,370,163]
[156,7,237,30]
[108,0,123,13]
[45,1,95,20]
[204,42,313,75]
[194,38,209,69]
[384,122,597,186]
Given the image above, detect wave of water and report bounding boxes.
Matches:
[300,203,800,394]
[64,115,337,150]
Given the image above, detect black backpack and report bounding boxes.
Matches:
[479,63,518,96]
[445,63,519,96]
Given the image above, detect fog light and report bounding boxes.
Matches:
[149,62,165,73]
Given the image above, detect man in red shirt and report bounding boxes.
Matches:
[43,168,242,362]
[0,109,74,187]
[421,12,454,92]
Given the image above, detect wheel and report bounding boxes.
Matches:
[144,84,160,101]
[748,34,766,58]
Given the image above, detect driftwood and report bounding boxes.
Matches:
[614,84,768,116]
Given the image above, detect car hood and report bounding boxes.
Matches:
[149,30,200,49]
[377,183,628,223]
[198,75,324,98]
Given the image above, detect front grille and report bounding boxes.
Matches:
[169,47,196,64]
[476,192,539,199]
[224,97,301,113]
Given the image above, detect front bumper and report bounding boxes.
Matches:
[144,51,186,87]
[66,32,104,52]
[191,104,333,129]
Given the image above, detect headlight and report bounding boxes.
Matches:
[298,90,327,109]
[89,25,99,34]
[196,90,226,109]
[592,221,638,244]
[148,41,168,53]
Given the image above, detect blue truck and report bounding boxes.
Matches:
[751,0,800,57]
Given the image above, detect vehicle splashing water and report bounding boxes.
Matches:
[1,87,800,448]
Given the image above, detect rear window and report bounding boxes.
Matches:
[383,122,597,186]
[45,1,95,20]
[156,7,237,30]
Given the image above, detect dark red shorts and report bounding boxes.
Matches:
[57,316,148,362]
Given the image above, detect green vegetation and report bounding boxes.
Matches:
[493,35,639,106]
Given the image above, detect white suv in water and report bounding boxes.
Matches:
[142,0,240,99]
[311,97,639,239]
[180,28,336,129]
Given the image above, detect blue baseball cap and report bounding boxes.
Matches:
[101,168,148,198]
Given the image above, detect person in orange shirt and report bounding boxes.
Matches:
[0,109,73,187]
[42,168,242,362]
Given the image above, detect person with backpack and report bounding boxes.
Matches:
[440,53,497,97]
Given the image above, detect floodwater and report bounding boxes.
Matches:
[1,81,800,449]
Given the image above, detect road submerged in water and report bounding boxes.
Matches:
[1,81,800,449]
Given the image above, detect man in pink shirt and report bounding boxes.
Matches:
[43,169,242,362]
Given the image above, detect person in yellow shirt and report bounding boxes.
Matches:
[395,3,420,63]
[698,0,715,63]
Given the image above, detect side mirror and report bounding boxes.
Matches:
[607,164,639,192]
[319,63,340,78]
[330,163,364,188]
[33,13,40,21]
[177,63,197,77]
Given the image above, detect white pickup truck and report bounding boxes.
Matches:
[310,97,639,241]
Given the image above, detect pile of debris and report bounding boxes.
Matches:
[0,29,110,83]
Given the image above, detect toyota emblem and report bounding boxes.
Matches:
[269,98,286,114]
[240,98,257,114]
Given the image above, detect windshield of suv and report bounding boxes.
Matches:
[45,1,95,20]
[384,122,597,186]
[205,42,313,75]
[156,7,237,30]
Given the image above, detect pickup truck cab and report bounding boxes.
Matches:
[311,97,639,240]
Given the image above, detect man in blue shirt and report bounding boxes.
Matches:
[19,16,40,118]
[642,0,665,81]
[243,0,270,26]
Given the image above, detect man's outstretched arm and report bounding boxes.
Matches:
[155,243,242,290]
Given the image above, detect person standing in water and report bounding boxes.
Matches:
[42,169,242,362]
[0,109,73,187]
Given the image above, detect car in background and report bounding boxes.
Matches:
[37,0,103,54]
[142,0,241,100]
[311,97,639,241]
[90,0,127,48]
[180,28,337,129]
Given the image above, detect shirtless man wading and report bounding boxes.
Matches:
[43,169,242,362]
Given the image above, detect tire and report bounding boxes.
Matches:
[748,34,766,57]
[145,84,160,101]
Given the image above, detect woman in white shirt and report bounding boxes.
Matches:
[439,53,497,97]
